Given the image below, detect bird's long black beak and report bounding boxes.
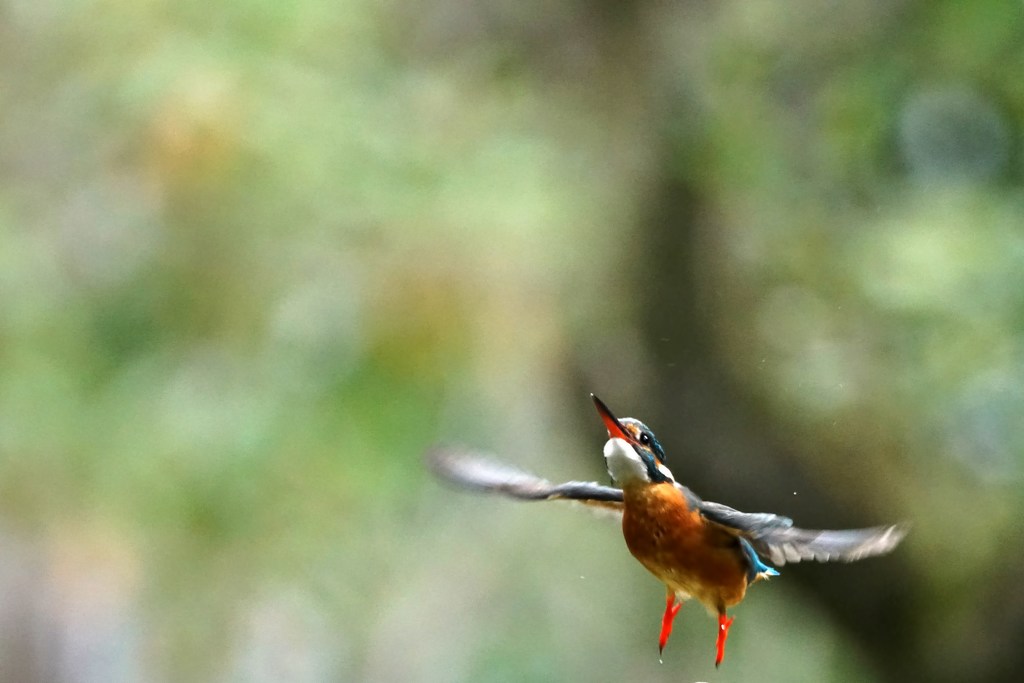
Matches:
[591,394,633,442]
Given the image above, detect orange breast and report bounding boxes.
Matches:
[621,482,748,611]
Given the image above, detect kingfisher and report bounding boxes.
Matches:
[426,394,907,667]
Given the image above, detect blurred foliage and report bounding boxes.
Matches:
[0,0,1022,681]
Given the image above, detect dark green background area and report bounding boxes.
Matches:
[0,1,1022,681]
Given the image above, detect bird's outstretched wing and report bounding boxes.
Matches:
[426,448,907,564]
[697,500,908,566]
[425,446,624,512]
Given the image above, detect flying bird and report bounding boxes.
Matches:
[426,394,907,667]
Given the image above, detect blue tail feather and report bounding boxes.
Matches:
[739,537,780,584]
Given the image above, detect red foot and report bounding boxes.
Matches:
[715,614,735,668]
[658,593,682,655]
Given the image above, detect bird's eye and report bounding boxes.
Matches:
[639,433,650,445]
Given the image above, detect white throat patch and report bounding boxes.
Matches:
[603,437,649,485]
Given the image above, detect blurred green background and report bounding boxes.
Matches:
[1,0,1023,681]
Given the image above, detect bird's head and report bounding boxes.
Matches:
[591,394,674,486]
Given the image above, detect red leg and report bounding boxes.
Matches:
[715,613,735,668]
[658,590,682,657]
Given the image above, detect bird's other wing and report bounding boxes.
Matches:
[698,500,908,566]
[752,524,909,566]
[425,446,625,513]
[697,500,795,534]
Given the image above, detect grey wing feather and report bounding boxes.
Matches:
[697,499,795,533]
[751,524,909,565]
[426,447,907,562]
[698,498,908,565]
[425,446,625,511]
